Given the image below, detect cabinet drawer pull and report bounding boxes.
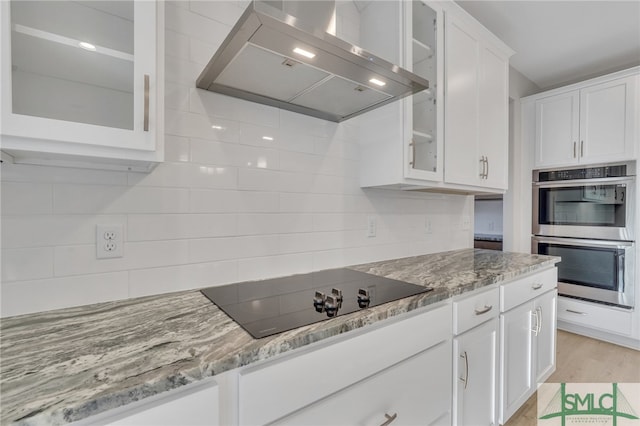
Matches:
[144,74,150,132]
[566,309,587,315]
[485,156,489,179]
[380,413,398,426]
[474,305,493,315]
[532,283,543,290]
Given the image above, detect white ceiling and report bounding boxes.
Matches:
[455,1,640,90]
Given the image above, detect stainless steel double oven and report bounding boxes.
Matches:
[532,162,636,308]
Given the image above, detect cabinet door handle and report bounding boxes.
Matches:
[485,156,489,179]
[409,139,415,167]
[144,74,150,132]
[566,309,587,315]
[532,283,543,290]
[573,141,577,158]
[580,140,584,157]
[537,306,543,335]
[459,351,469,389]
[474,305,493,315]
[380,413,398,426]
[531,310,539,336]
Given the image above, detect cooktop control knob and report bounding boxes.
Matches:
[313,291,326,308]
[331,288,343,302]
[357,288,370,308]
[324,294,339,317]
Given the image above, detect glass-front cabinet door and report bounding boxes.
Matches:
[0,1,159,157]
[404,1,443,181]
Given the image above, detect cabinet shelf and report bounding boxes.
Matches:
[413,130,434,142]
[412,38,433,64]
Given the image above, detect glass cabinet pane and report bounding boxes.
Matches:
[10,1,134,129]
[410,1,438,173]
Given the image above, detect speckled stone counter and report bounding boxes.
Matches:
[0,249,559,425]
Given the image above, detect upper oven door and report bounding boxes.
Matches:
[532,177,635,240]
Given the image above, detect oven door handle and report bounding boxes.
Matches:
[532,236,634,249]
[617,252,625,292]
[533,177,634,187]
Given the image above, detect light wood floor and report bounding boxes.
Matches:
[504,330,640,426]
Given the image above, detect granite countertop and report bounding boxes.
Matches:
[0,249,559,425]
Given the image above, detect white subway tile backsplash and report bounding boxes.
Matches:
[1,182,52,215]
[165,82,191,112]
[191,90,279,128]
[128,260,238,297]
[189,235,279,263]
[128,214,237,241]
[165,29,190,60]
[2,215,126,249]
[1,163,128,186]
[0,272,129,317]
[237,253,314,282]
[190,138,280,169]
[0,1,473,317]
[54,240,190,277]
[237,214,280,236]
[165,2,232,44]
[2,247,54,282]
[238,168,281,191]
[164,135,191,163]
[189,1,245,27]
[128,163,238,190]
[166,110,240,143]
[53,185,190,214]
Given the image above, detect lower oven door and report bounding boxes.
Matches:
[532,236,635,308]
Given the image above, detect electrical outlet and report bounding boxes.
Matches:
[461,216,471,231]
[366,216,377,238]
[425,217,433,234]
[96,224,123,259]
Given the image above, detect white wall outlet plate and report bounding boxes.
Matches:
[366,216,377,238]
[425,217,433,234]
[96,224,124,259]
[461,216,471,231]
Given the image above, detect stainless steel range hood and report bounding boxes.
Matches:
[196,0,429,122]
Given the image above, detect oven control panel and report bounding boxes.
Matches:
[537,164,627,182]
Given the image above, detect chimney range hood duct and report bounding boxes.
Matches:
[196,0,429,123]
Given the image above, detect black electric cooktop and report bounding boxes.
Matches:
[201,268,432,339]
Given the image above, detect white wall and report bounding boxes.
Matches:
[474,199,503,236]
[503,66,540,252]
[0,1,473,317]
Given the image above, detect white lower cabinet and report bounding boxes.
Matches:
[499,268,557,424]
[452,286,500,426]
[80,380,219,426]
[453,318,499,426]
[274,343,451,426]
[238,303,452,426]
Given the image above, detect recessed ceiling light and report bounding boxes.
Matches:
[293,47,315,59]
[211,125,223,130]
[79,41,96,51]
[262,136,274,141]
[369,78,386,87]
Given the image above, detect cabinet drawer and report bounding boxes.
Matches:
[453,286,499,335]
[558,297,633,336]
[274,343,451,426]
[501,268,557,312]
[239,303,452,425]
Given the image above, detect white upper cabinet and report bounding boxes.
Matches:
[358,1,512,194]
[0,0,164,171]
[358,0,444,189]
[533,69,638,169]
[443,8,511,192]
